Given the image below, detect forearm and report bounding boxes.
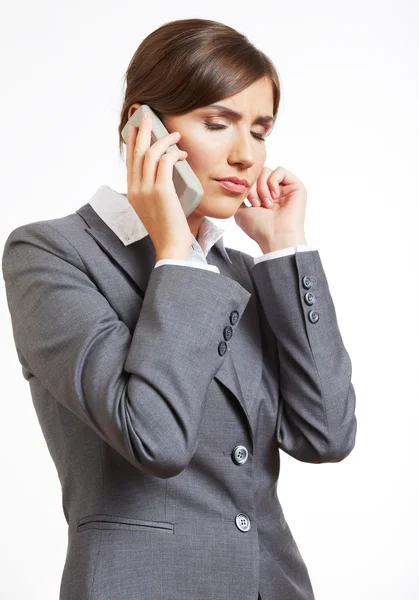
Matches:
[250,249,357,463]
[258,231,308,254]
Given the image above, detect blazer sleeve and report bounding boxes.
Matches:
[2,221,251,478]
[240,248,357,464]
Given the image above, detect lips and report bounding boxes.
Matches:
[215,179,247,194]
[215,177,249,187]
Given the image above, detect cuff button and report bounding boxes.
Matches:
[218,341,228,356]
[223,326,233,341]
[308,310,319,324]
[304,292,315,306]
[302,275,312,289]
[229,310,239,325]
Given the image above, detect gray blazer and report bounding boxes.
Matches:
[2,201,357,600]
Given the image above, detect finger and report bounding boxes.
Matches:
[131,110,153,188]
[155,149,188,188]
[256,166,274,206]
[142,131,182,187]
[126,125,138,191]
[276,182,303,201]
[247,196,261,207]
[268,166,302,198]
[247,182,261,207]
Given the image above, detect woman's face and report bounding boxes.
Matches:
[128,77,275,230]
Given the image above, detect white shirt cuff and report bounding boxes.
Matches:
[154,259,220,273]
[254,244,314,264]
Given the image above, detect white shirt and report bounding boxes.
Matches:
[88,185,314,273]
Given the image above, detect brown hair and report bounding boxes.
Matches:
[117,18,281,159]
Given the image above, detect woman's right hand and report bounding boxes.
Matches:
[126,109,193,261]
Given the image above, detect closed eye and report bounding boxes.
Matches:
[204,123,266,142]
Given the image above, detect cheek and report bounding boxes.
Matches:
[252,157,267,182]
[256,151,267,171]
[180,136,218,173]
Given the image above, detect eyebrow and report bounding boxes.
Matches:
[203,104,274,127]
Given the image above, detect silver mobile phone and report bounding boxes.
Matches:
[121,104,203,217]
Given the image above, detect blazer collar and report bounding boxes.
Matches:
[87,184,233,266]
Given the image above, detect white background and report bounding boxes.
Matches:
[1,1,418,598]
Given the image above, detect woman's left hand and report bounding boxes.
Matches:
[234,165,308,251]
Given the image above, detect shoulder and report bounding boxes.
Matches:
[5,207,82,241]
[2,210,85,275]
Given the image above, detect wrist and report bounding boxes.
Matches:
[259,232,307,254]
[156,249,191,261]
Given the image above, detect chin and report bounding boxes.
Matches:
[203,207,239,219]
[201,195,243,219]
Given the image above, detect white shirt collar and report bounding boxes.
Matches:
[88,185,233,265]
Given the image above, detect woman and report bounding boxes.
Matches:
[2,18,357,600]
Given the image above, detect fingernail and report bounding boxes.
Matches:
[264,197,273,206]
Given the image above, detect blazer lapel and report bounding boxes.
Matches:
[206,243,263,433]
[77,203,155,299]
[76,202,262,440]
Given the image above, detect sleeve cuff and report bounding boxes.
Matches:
[155,258,220,273]
[253,244,315,264]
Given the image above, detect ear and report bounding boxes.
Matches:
[128,103,142,121]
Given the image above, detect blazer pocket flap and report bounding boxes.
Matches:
[77,513,174,534]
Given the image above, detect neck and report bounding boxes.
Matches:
[187,214,204,240]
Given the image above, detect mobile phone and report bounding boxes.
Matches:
[121,104,203,217]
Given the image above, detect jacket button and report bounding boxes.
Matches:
[304,291,315,306]
[235,513,251,532]
[302,275,312,289]
[231,445,248,465]
[223,325,233,341]
[229,310,239,325]
[218,341,228,356]
[308,310,319,324]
